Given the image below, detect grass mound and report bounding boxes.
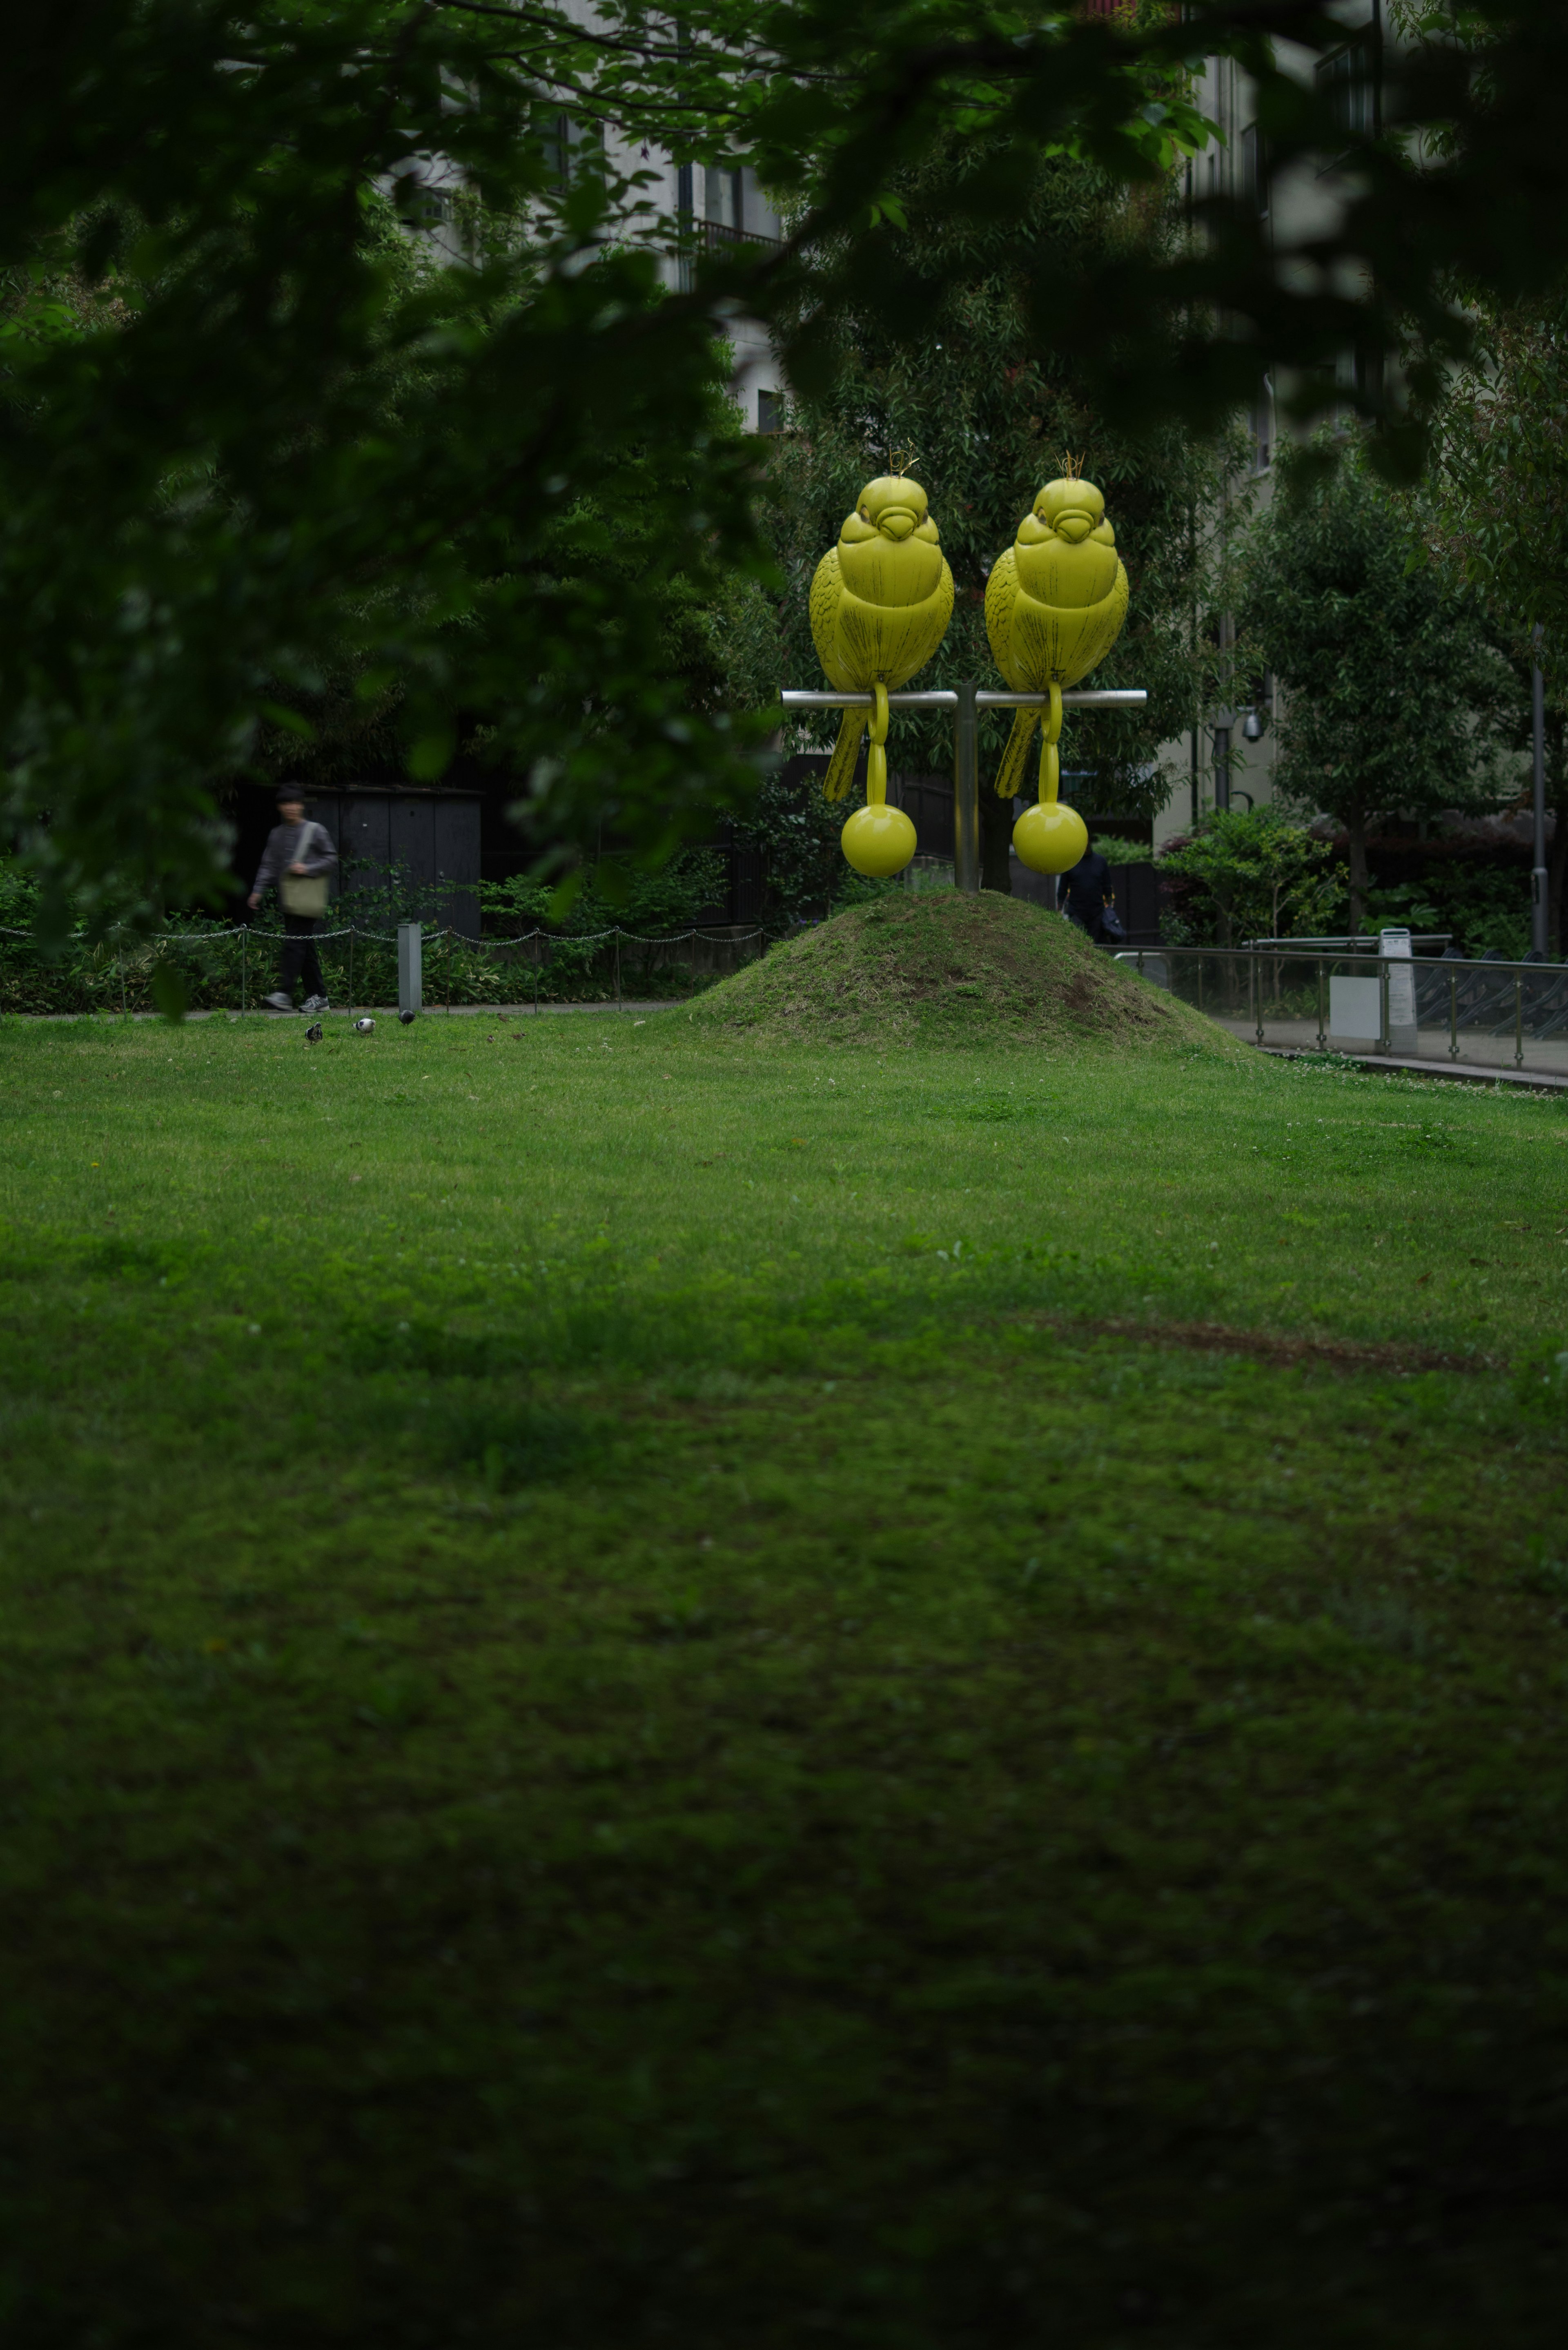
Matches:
[685,888,1237,1051]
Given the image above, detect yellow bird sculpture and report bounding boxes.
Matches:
[984,464,1129,875]
[809,472,955,877]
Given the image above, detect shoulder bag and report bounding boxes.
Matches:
[280,820,330,919]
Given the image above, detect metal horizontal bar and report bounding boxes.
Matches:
[1245,933,1452,949]
[779,687,1147,711]
[977,689,1147,709]
[779,690,958,709]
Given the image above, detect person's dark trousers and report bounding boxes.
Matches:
[279,914,326,1003]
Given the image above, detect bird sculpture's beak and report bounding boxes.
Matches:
[1054,508,1094,544]
[879,507,918,541]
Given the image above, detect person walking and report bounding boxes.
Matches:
[249,785,337,1013]
[1057,843,1118,943]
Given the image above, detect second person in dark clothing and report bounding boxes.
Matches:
[1057,846,1114,942]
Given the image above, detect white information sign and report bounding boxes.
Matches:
[1329,975,1383,1042]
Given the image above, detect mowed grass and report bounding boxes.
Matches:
[3,1009,1568,2348]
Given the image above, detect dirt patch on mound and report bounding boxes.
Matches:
[685,892,1237,1055]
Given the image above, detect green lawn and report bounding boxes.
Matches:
[3,1009,1568,2347]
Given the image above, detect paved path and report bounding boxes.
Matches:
[1214,1017,1568,1091]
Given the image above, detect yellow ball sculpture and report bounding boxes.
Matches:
[809,471,955,876]
[985,461,1129,876]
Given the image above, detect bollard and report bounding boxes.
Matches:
[398,922,423,1018]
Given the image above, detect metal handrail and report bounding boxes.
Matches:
[1130,942,1568,1069]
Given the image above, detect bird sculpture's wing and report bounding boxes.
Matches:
[1060,559,1129,688]
[911,557,956,684]
[984,549,1024,687]
[809,548,852,687]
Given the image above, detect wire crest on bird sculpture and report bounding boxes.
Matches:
[984,469,1129,814]
[807,471,954,813]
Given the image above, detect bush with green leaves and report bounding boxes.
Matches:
[1361,865,1533,961]
[1157,808,1346,948]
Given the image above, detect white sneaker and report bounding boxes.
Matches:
[264,992,294,1012]
[301,994,331,1013]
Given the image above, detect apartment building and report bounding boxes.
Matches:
[1156,4,1386,844]
[394,9,784,435]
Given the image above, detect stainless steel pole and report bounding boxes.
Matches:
[1532,633,1548,955]
[954,679,980,894]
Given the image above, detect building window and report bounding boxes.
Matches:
[1242,123,1269,219]
[546,114,603,192]
[758,389,784,435]
[409,187,451,230]
[1316,35,1377,169]
[1250,372,1273,472]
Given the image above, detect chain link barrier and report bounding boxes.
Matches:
[0,921,771,1017]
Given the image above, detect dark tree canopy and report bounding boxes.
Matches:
[5,2,1568,937]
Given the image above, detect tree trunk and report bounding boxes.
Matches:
[979,788,1013,893]
[1346,805,1368,938]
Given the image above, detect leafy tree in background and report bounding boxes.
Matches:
[725,140,1232,892]
[8,1,1568,948]
[1157,807,1345,949]
[1417,289,1568,947]
[1239,440,1519,936]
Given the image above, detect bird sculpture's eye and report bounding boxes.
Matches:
[859,508,869,520]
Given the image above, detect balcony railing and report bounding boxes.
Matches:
[675,214,784,290]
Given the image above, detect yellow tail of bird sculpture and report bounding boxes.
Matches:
[985,469,1129,858]
[808,475,954,871]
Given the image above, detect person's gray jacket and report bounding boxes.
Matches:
[252,818,337,902]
